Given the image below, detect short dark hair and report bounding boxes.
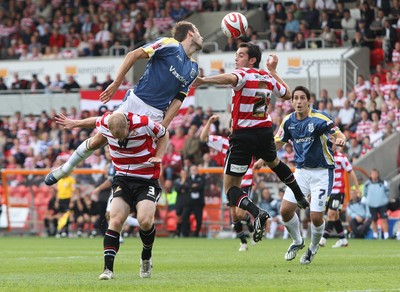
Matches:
[172,21,195,42]
[292,85,311,100]
[239,42,262,68]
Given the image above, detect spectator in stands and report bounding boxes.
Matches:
[181,164,205,237]
[11,73,29,90]
[391,0,400,19]
[353,74,371,100]
[29,74,45,92]
[62,75,80,93]
[144,18,160,43]
[341,9,357,41]
[338,99,355,130]
[352,31,368,48]
[50,73,65,91]
[369,122,384,147]
[356,19,374,49]
[49,26,65,49]
[320,11,333,30]
[101,74,114,91]
[315,0,336,10]
[275,36,293,51]
[162,143,182,181]
[381,20,398,61]
[370,9,386,38]
[274,3,287,29]
[0,77,7,90]
[43,187,59,237]
[360,135,372,156]
[346,189,372,238]
[182,125,202,165]
[224,37,238,52]
[267,24,283,50]
[170,0,189,22]
[346,137,362,161]
[360,1,375,27]
[293,32,306,50]
[284,12,300,41]
[305,1,320,30]
[332,88,346,110]
[321,26,337,48]
[88,76,101,90]
[363,169,390,239]
[170,126,187,154]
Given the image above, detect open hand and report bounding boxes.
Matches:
[55,113,77,130]
[99,82,119,103]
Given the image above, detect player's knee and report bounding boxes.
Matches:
[138,216,154,231]
[226,186,245,206]
[109,215,126,231]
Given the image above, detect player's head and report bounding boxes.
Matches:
[235,43,262,69]
[108,112,129,143]
[172,21,203,48]
[292,86,311,114]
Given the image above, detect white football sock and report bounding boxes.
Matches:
[283,213,302,245]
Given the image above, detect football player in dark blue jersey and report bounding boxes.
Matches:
[45,21,203,187]
[255,85,346,265]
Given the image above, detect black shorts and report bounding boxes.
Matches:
[225,127,277,177]
[326,192,344,211]
[369,206,388,221]
[112,176,161,213]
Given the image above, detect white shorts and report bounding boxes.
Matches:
[283,168,334,212]
[116,90,164,123]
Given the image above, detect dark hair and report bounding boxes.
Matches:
[238,42,262,68]
[292,85,311,100]
[172,21,195,42]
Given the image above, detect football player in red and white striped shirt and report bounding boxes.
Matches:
[319,145,360,248]
[95,111,169,280]
[193,43,308,243]
[200,115,255,251]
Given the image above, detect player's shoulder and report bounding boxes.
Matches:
[310,109,333,122]
[282,112,295,124]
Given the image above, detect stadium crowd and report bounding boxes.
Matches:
[0,0,400,239]
[0,0,400,60]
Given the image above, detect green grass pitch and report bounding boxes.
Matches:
[1,236,399,291]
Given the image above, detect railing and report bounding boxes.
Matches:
[341,47,359,93]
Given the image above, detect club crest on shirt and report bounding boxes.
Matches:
[190,68,197,79]
[308,123,315,133]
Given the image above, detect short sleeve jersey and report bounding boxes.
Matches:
[96,112,167,179]
[275,109,340,169]
[135,37,199,111]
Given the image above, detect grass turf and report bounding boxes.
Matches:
[1,236,399,291]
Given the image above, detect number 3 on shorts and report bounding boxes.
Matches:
[147,186,156,198]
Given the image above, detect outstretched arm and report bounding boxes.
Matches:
[99,48,148,104]
[199,115,219,142]
[192,73,238,87]
[55,113,98,129]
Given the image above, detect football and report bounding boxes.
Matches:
[221,12,248,39]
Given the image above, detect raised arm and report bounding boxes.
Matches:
[100,48,149,103]
[199,115,219,142]
[267,54,291,100]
